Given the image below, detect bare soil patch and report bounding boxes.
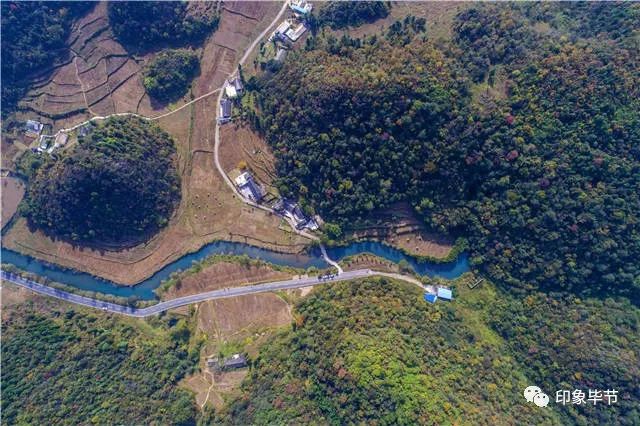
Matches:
[1,177,25,228]
[181,290,292,409]
[348,202,454,258]
[219,123,278,193]
[162,260,291,299]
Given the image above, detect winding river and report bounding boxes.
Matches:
[0,240,469,301]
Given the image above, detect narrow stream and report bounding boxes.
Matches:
[1,240,470,300]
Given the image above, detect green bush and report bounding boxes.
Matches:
[143,49,200,103]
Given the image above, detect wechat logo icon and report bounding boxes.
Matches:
[524,386,550,407]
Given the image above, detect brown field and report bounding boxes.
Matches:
[1,176,25,228]
[347,202,454,258]
[182,291,292,409]
[3,2,308,286]
[219,123,279,193]
[161,260,292,299]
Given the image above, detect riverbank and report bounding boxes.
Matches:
[1,239,470,301]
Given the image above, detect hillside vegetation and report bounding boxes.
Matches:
[143,49,200,103]
[219,279,639,424]
[318,1,391,30]
[1,302,199,425]
[21,117,180,243]
[249,3,640,298]
[108,1,218,53]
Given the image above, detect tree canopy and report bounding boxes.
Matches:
[318,1,391,30]
[143,49,200,103]
[21,117,181,243]
[248,3,640,298]
[107,1,218,53]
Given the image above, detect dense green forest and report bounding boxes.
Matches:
[108,1,218,53]
[318,1,390,30]
[20,117,180,243]
[0,1,93,116]
[143,49,200,103]
[248,3,640,298]
[1,302,199,425]
[219,278,639,424]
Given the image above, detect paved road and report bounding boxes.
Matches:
[1,269,379,318]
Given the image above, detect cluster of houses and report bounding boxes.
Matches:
[273,198,319,231]
[424,287,453,304]
[267,0,313,63]
[23,119,73,154]
[207,353,248,372]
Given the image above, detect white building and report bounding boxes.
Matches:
[290,0,312,15]
[25,120,44,137]
[234,172,264,202]
[285,22,307,42]
[270,20,292,41]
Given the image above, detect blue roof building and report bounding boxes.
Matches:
[424,293,438,304]
[437,287,453,301]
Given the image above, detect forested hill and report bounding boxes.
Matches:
[20,117,180,243]
[219,279,640,424]
[248,3,640,299]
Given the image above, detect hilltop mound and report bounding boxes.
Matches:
[21,117,180,243]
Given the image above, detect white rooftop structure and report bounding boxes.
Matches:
[25,120,44,136]
[225,84,238,99]
[271,20,292,41]
[235,172,250,187]
[285,22,308,42]
[290,0,312,15]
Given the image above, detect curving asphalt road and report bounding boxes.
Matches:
[1,269,379,318]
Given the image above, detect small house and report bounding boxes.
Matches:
[285,22,308,42]
[219,99,233,123]
[271,20,292,41]
[275,48,288,62]
[290,0,312,15]
[235,172,264,202]
[232,78,243,94]
[25,120,44,137]
[424,293,438,304]
[225,84,238,99]
[436,287,453,301]
[223,354,248,370]
[208,354,248,371]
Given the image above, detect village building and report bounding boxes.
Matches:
[25,120,44,137]
[218,98,233,123]
[290,0,313,15]
[207,354,248,372]
[270,20,292,42]
[225,84,237,99]
[274,198,318,230]
[285,21,308,42]
[436,287,453,301]
[235,172,264,202]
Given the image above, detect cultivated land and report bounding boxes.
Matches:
[1,176,25,228]
[2,1,309,285]
[182,292,292,409]
[160,258,295,300]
